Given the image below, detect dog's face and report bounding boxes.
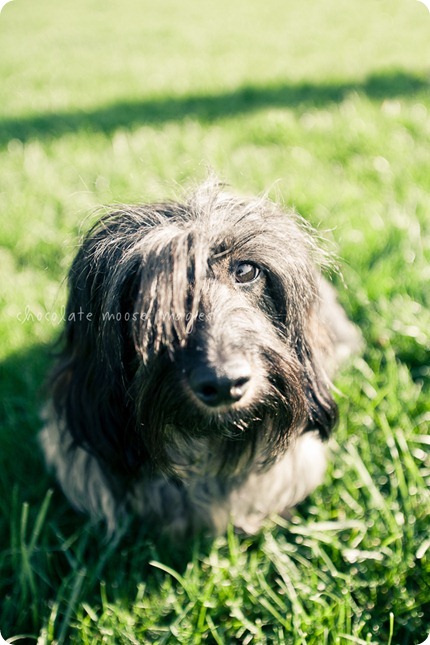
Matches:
[53,183,338,481]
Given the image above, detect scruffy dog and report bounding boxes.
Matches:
[41,180,360,537]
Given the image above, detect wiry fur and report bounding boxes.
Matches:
[40,180,360,537]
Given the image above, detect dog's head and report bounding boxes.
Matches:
[52,181,338,480]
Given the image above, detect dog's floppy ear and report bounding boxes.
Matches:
[49,233,146,479]
[301,275,361,438]
[298,305,339,440]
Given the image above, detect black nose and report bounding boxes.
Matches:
[189,362,252,408]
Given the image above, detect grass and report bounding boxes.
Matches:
[0,0,429,642]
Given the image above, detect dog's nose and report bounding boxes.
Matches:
[189,362,251,408]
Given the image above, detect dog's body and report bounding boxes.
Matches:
[41,181,360,536]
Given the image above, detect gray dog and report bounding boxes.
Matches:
[41,180,360,537]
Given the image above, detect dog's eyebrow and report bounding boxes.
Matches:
[211,247,232,260]
[210,230,262,262]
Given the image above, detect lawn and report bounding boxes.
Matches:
[0,0,429,642]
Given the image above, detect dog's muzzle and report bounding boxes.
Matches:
[188,360,252,408]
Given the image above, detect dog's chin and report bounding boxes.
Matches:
[152,381,296,479]
[166,398,265,440]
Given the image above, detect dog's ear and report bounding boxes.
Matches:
[298,306,339,440]
[49,238,145,479]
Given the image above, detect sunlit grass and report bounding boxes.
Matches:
[0,0,429,642]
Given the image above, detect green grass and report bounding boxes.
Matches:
[1,0,429,642]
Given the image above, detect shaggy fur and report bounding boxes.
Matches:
[40,180,360,537]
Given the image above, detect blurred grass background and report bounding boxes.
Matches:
[0,0,429,642]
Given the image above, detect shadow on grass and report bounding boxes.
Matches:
[0,342,51,503]
[1,70,429,147]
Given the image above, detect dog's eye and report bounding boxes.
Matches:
[234,262,261,284]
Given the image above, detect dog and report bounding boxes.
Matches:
[40,179,360,537]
